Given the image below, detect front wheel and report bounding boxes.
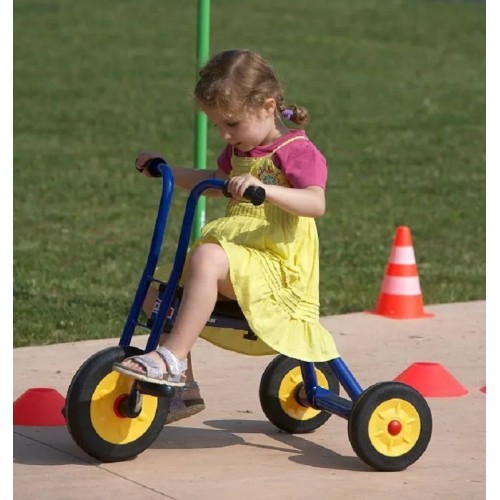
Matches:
[64,346,169,462]
[259,355,340,434]
[348,381,432,471]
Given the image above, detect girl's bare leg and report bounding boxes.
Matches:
[142,276,206,422]
[121,243,234,376]
[142,288,195,383]
[163,243,235,359]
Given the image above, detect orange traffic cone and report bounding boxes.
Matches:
[370,226,433,319]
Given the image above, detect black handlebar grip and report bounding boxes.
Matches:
[222,182,266,206]
[243,186,266,206]
[142,157,165,178]
[221,182,231,198]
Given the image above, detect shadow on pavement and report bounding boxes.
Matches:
[203,419,368,472]
[14,419,367,472]
[14,426,99,466]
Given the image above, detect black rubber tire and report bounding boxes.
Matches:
[259,354,340,434]
[348,381,432,471]
[64,346,169,462]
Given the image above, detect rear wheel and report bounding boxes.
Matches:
[64,346,169,462]
[348,381,432,471]
[259,355,340,433]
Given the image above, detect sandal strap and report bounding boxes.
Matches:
[129,354,164,379]
[156,346,187,377]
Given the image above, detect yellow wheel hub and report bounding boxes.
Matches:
[278,366,328,420]
[368,398,421,457]
[90,372,159,444]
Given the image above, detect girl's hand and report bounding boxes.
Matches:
[227,174,264,200]
[135,151,166,177]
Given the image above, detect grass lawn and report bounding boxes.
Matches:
[13,0,485,347]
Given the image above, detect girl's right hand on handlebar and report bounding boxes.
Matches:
[135,151,166,177]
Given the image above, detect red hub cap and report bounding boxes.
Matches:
[387,419,402,436]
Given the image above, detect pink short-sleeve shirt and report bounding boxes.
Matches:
[216,129,328,189]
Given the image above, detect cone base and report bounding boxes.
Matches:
[394,362,468,397]
[13,387,67,426]
[366,309,434,320]
[369,293,434,319]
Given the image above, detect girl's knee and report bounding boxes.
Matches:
[189,243,228,276]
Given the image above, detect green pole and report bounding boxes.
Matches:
[193,0,210,240]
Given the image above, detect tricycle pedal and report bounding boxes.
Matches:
[137,382,177,398]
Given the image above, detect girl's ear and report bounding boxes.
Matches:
[263,97,277,117]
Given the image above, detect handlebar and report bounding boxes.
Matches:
[123,156,265,349]
[221,183,266,206]
[143,157,266,206]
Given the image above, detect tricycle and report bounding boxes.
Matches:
[63,161,432,471]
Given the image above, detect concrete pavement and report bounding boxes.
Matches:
[13,301,486,499]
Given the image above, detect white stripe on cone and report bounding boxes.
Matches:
[381,276,422,296]
[389,246,416,265]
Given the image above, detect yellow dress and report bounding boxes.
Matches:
[187,135,340,362]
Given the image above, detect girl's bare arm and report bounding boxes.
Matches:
[135,150,228,196]
[227,173,326,218]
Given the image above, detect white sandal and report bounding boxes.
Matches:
[113,346,187,386]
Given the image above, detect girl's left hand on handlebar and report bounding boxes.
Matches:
[227,174,265,200]
[135,151,166,177]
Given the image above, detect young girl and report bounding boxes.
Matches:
[114,49,339,395]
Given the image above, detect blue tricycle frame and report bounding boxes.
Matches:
[64,162,432,470]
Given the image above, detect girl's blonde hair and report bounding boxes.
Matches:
[194,49,309,126]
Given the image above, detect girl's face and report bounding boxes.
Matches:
[202,99,280,152]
